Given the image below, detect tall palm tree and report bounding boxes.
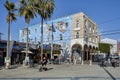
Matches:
[35,0,55,61]
[19,0,36,61]
[4,0,17,68]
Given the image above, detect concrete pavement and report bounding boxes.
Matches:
[0,63,120,80]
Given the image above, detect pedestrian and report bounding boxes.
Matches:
[107,58,111,66]
[111,58,116,68]
[39,57,48,72]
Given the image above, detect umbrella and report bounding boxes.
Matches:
[21,50,34,54]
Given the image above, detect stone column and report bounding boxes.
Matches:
[86,50,88,61]
[81,50,84,65]
[90,49,92,66]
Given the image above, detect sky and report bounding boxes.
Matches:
[0,0,120,41]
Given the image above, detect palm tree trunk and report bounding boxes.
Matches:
[25,23,29,62]
[41,18,43,62]
[6,15,10,69]
[26,23,29,56]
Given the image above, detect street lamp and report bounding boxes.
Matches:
[50,22,56,60]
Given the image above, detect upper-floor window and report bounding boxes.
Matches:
[35,37,36,43]
[76,20,80,28]
[28,30,30,34]
[92,27,95,33]
[89,26,92,33]
[35,28,37,33]
[84,19,87,26]
[76,32,79,38]
[22,39,24,42]
[22,30,24,36]
[89,37,91,41]
[84,36,88,42]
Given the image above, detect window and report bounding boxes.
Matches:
[76,20,80,28]
[84,36,88,42]
[93,38,95,42]
[35,28,37,33]
[89,38,91,41]
[60,34,62,40]
[22,30,24,35]
[92,27,95,33]
[76,32,79,38]
[84,20,87,28]
[35,37,36,42]
[28,30,30,34]
[22,39,24,42]
[89,27,92,33]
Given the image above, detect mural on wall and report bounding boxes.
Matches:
[45,16,72,43]
[54,21,68,33]
[19,16,73,45]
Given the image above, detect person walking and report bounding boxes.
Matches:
[39,57,48,72]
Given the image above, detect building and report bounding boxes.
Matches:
[19,12,99,64]
[101,38,118,54]
[0,40,25,66]
[117,42,120,56]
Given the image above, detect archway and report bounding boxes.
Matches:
[83,44,89,61]
[71,44,82,63]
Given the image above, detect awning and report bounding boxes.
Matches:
[21,50,34,54]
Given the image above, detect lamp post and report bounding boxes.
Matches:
[50,22,55,60]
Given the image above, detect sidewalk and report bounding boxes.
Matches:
[0,63,119,80]
[104,66,120,80]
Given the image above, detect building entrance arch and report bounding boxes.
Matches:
[84,44,89,61]
[71,44,82,63]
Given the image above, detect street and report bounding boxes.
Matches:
[0,63,120,80]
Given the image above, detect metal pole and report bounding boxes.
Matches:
[41,18,43,62]
[51,29,53,59]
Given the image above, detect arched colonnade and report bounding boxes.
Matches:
[71,43,98,65]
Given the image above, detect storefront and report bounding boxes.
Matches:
[0,50,4,66]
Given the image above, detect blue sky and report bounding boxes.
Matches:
[0,0,120,41]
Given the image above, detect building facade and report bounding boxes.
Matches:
[101,38,118,54]
[19,12,99,64]
[117,42,120,56]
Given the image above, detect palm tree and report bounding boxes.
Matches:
[19,0,36,62]
[4,0,17,68]
[35,0,55,61]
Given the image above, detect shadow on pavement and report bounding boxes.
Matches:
[9,65,18,69]
[47,68,53,71]
[103,67,116,80]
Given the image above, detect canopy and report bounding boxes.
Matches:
[21,50,34,54]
